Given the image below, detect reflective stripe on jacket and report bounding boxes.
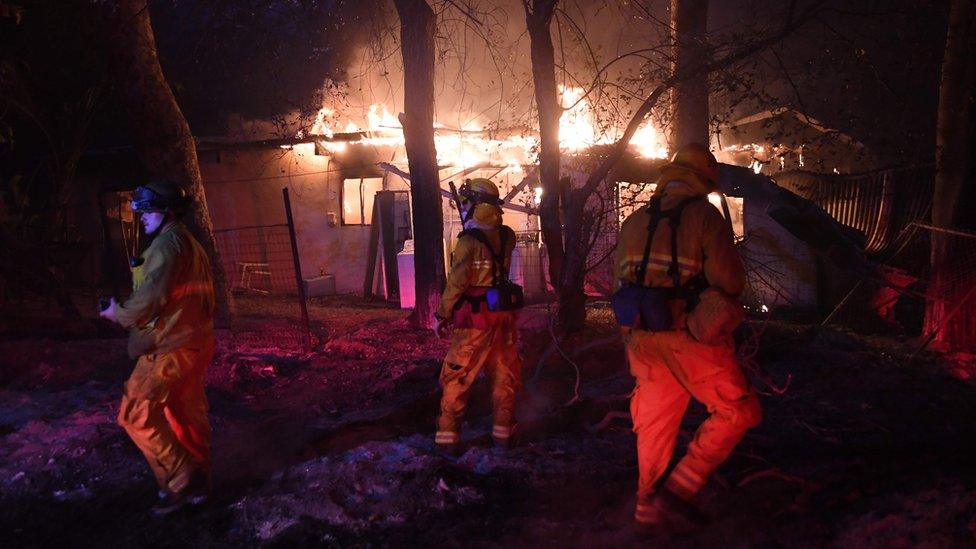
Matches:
[437,203,516,319]
[614,170,745,327]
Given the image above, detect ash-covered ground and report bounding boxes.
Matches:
[2,294,975,548]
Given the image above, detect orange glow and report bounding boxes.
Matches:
[310,91,670,165]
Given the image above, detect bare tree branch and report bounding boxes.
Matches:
[577,0,829,201]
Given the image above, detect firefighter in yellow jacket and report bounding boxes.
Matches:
[434,178,521,454]
[614,144,762,530]
[100,180,216,515]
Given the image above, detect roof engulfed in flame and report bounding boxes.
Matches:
[310,85,669,167]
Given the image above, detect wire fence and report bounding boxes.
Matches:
[213,212,312,352]
[213,224,299,295]
[512,230,551,302]
[822,222,976,349]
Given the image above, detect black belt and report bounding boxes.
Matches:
[456,289,490,313]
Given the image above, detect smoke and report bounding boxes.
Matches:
[150,0,383,138]
[296,0,673,141]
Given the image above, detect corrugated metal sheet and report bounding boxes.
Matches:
[772,166,933,255]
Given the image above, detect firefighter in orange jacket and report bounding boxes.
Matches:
[614,144,762,529]
[434,178,521,454]
[100,181,216,515]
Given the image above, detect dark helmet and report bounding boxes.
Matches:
[458,177,504,207]
[131,181,188,213]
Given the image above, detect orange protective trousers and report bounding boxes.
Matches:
[436,310,521,445]
[627,329,761,505]
[117,340,214,494]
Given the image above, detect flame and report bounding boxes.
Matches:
[558,86,667,158]
[309,87,669,167]
[632,123,668,159]
[321,141,347,154]
[312,107,336,137]
[558,86,609,150]
[367,104,400,129]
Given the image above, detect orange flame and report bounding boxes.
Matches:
[311,87,669,166]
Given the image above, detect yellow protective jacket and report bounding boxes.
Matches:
[437,203,516,319]
[615,168,745,328]
[116,221,216,358]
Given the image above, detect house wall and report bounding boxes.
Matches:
[199,143,374,294]
[197,144,542,298]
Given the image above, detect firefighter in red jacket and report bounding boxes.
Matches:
[434,178,521,455]
[100,181,216,515]
[614,144,762,530]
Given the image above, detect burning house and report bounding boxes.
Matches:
[87,87,675,305]
[73,71,935,331]
[85,107,893,320]
[7,1,976,545]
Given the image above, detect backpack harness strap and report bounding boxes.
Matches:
[634,195,708,304]
[458,226,511,285]
[454,226,512,312]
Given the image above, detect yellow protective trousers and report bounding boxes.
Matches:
[436,309,521,445]
[627,329,761,516]
[117,340,214,494]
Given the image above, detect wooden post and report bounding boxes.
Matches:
[377,191,400,300]
[282,187,311,349]
[363,199,381,299]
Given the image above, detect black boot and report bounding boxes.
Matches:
[152,469,211,515]
[649,489,711,528]
[435,442,462,458]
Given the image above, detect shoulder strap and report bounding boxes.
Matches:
[635,197,663,287]
[665,196,703,289]
[634,195,706,289]
[459,227,509,284]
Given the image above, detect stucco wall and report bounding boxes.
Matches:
[197,145,541,297]
[199,143,374,294]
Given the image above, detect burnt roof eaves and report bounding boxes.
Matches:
[83,132,370,156]
[196,132,368,151]
[724,108,866,149]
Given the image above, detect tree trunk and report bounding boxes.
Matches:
[525,0,565,291]
[104,0,232,325]
[925,0,976,350]
[556,189,589,332]
[669,0,710,150]
[394,0,445,329]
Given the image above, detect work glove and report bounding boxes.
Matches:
[434,315,452,339]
